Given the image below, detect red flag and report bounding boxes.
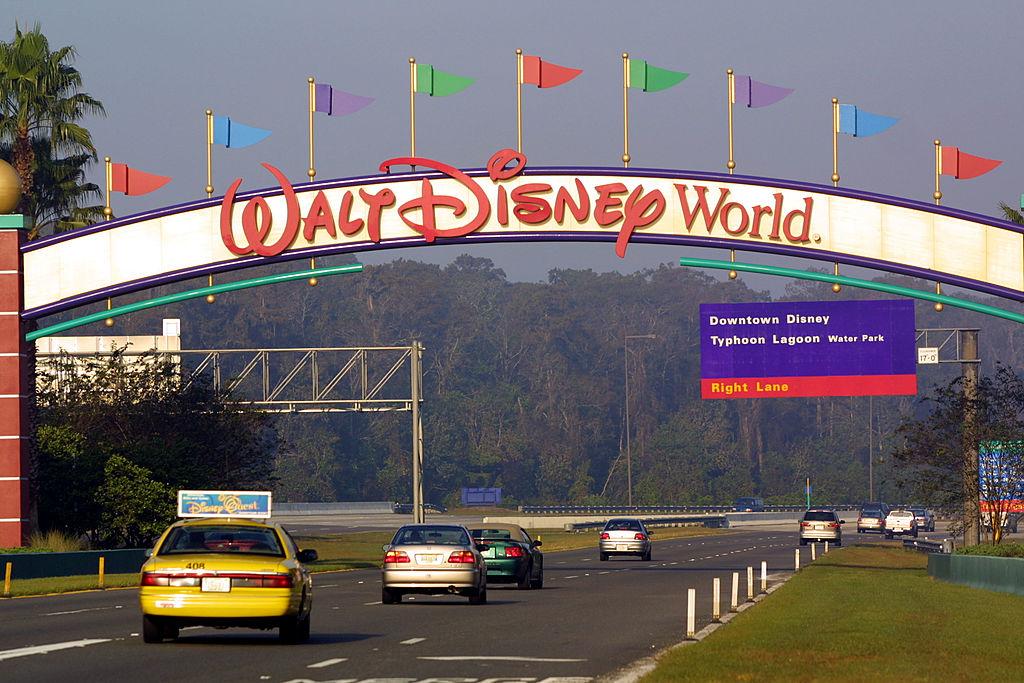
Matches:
[110,163,171,196]
[521,55,582,88]
[940,147,1002,180]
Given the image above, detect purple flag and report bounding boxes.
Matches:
[734,75,793,108]
[314,83,374,116]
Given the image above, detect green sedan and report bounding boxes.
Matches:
[468,523,544,589]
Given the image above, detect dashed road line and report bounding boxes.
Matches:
[401,637,426,645]
[306,657,347,668]
[0,639,111,662]
[363,601,382,606]
[43,605,123,617]
[418,655,587,662]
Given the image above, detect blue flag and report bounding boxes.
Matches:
[838,104,898,137]
[213,115,271,148]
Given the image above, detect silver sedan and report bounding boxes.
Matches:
[599,518,652,561]
[381,524,488,604]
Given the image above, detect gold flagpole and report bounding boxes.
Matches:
[726,69,735,174]
[622,53,630,168]
[516,48,523,153]
[409,57,417,157]
[308,77,316,180]
[103,156,112,220]
[933,139,942,205]
[831,98,840,187]
[205,109,214,197]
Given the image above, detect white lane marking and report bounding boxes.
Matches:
[129,633,139,637]
[670,562,678,565]
[419,655,587,662]
[306,657,348,668]
[400,637,426,645]
[317,584,338,588]
[363,601,382,606]
[564,575,579,579]
[357,581,365,584]
[181,626,204,631]
[43,605,122,616]
[599,571,610,575]
[582,558,592,562]
[0,639,111,662]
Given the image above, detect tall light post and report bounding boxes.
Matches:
[624,334,656,507]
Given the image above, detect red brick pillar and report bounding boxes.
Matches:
[0,215,29,547]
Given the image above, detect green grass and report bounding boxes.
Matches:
[956,543,1024,557]
[298,526,721,573]
[4,572,138,598]
[642,545,1024,682]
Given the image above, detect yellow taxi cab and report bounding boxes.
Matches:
[139,492,317,644]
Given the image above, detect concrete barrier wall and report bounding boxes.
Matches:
[0,548,148,580]
[928,553,1024,597]
[725,512,806,527]
[273,501,395,516]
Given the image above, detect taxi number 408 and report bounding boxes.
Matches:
[184,562,205,569]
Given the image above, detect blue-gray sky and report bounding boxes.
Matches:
[8,1,1021,285]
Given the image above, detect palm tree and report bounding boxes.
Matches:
[0,23,104,227]
[998,202,1024,225]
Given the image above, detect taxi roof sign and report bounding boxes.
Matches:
[177,490,272,519]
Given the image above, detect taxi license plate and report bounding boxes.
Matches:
[416,554,442,564]
[201,577,231,592]
[617,544,628,551]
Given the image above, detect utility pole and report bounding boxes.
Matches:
[962,330,980,547]
[624,334,655,507]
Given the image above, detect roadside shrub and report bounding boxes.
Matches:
[955,543,1024,558]
[27,529,88,552]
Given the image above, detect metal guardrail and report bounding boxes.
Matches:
[521,504,860,515]
[903,538,953,554]
[564,515,727,532]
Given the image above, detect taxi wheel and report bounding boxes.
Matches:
[279,613,311,644]
[142,615,175,643]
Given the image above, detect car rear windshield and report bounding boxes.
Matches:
[159,525,284,556]
[803,511,837,521]
[891,510,914,517]
[604,519,643,531]
[910,508,927,515]
[861,508,883,516]
[393,526,469,546]
[470,528,515,541]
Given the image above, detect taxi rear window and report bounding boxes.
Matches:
[159,525,284,556]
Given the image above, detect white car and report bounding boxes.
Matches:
[884,509,919,538]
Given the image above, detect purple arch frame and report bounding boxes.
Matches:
[21,166,1024,320]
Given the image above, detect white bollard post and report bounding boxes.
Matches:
[731,571,739,612]
[686,588,696,639]
[811,543,817,561]
[825,541,830,553]
[712,577,721,622]
[760,561,767,593]
[795,548,800,571]
[746,566,754,601]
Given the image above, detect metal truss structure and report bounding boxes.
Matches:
[915,328,981,365]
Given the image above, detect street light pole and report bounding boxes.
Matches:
[624,334,656,508]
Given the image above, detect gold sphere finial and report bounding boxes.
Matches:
[307,168,316,179]
[104,317,114,328]
[726,160,736,170]
[727,68,733,75]
[515,48,522,55]
[621,153,631,164]
[832,283,842,293]
[934,302,944,312]
[204,185,214,195]
[308,76,314,83]
[831,173,840,183]
[934,139,941,147]
[933,191,942,201]
[104,156,111,163]
[205,109,212,115]
[408,57,416,64]
[206,294,216,304]
[832,97,838,104]
[0,159,21,213]
[308,277,318,287]
[622,52,629,59]
[728,270,738,280]
[103,207,113,218]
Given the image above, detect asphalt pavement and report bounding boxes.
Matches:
[0,526,817,683]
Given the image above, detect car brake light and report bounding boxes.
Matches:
[800,522,810,527]
[384,550,410,564]
[827,522,839,528]
[261,574,293,588]
[634,533,647,541]
[504,545,525,558]
[141,572,169,586]
[447,551,476,563]
[600,532,610,540]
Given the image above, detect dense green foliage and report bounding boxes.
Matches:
[955,543,1024,557]
[91,253,1024,509]
[34,351,278,546]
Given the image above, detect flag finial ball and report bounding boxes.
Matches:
[727,68,733,75]
[408,57,415,64]
[516,48,522,55]
[205,109,212,115]
[832,97,838,104]
[621,154,630,164]
[832,283,842,293]
[307,168,316,178]
[103,207,112,218]
[934,139,941,146]
[622,52,628,59]
[831,173,840,183]
[934,302,944,312]
[933,191,942,201]
[308,277,318,287]
[727,160,736,170]
[308,76,314,83]
[728,270,737,280]
[104,156,111,163]
[205,185,214,195]
[104,318,114,327]
[206,294,216,304]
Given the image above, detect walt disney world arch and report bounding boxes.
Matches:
[2,58,1023,545]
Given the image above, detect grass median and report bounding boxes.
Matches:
[4,572,139,598]
[299,525,721,573]
[642,544,1024,682]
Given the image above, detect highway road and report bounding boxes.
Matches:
[0,526,820,683]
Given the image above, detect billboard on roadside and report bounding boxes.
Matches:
[979,442,1024,513]
[177,490,273,518]
[700,299,916,399]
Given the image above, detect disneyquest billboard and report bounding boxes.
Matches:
[700,300,916,399]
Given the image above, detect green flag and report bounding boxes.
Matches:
[415,63,474,96]
[628,58,688,92]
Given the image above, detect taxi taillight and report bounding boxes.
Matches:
[384,550,410,564]
[141,572,169,586]
[140,572,292,588]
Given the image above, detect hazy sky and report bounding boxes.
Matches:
[8,1,1022,285]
